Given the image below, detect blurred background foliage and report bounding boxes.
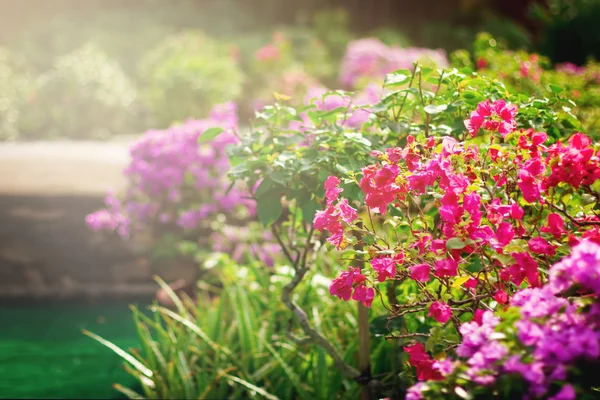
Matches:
[0,0,597,140]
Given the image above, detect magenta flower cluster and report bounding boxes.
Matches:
[339,38,448,89]
[86,102,255,239]
[408,240,600,400]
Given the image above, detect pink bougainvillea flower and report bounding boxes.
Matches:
[494,289,509,304]
[464,99,518,137]
[337,199,358,224]
[434,258,458,278]
[518,169,542,203]
[324,176,342,204]
[511,202,524,220]
[464,277,478,289]
[352,284,375,308]
[329,267,366,301]
[429,301,452,323]
[541,213,566,239]
[494,221,515,249]
[409,263,431,282]
[371,256,397,282]
[404,343,443,381]
[528,237,556,256]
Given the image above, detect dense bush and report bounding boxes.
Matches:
[17,43,137,139]
[220,61,599,398]
[407,241,600,399]
[451,32,600,135]
[0,47,33,140]
[138,31,245,128]
[86,102,252,241]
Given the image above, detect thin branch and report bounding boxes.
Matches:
[280,227,361,379]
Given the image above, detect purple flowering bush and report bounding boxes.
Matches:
[86,102,255,245]
[407,240,600,400]
[339,37,448,90]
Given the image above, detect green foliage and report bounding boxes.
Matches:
[87,257,401,399]
[138,31,245,128]
[17,43,138,139]
[451,32,600,136]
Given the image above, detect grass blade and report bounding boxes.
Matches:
[113,384,145,400]
[83,329,153,379]
[224,374,280,400]
[260,338,311,398]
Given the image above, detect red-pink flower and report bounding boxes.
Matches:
[464,99,518,137]
[371,256,397,282]
[528,237,556,256]
[544,132,600,189]
[518,169,542,203]
[329,267,366,302]
[409,263,431,282]
[324,176,342,204]
[352,284,375,308]
[428,301,452,323]
[494,289,509,304]
[464,277,478,289]
[511,203,524,220]
[494,222,515,249]
[404,343,443,381]
[313,178,357,249]
[337,199,358,224]
[541,213,566,239]
[434,258,458,278]
[510,252,540,287]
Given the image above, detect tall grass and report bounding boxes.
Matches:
[85,254,401,399]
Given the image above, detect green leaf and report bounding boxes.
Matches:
[446,237,466,250]
[548,84,564,94]
[228,163,248,174]
[255,178,275,198]
[198,127,224,143]
[424,104,448,115]
[384,69,411,87]
[257,193,283,227]
[302,199,321,223]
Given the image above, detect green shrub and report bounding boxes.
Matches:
[138,31,245,128]
[0,47,33,141]
[450,32,600,136]
[18,43,138,139]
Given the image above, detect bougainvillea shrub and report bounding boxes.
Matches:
[451,32,600,135]
[224,62,599,398]
[86,102,254,245]
[406,241,600,400]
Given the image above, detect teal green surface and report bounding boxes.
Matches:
[0,299,150,399]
